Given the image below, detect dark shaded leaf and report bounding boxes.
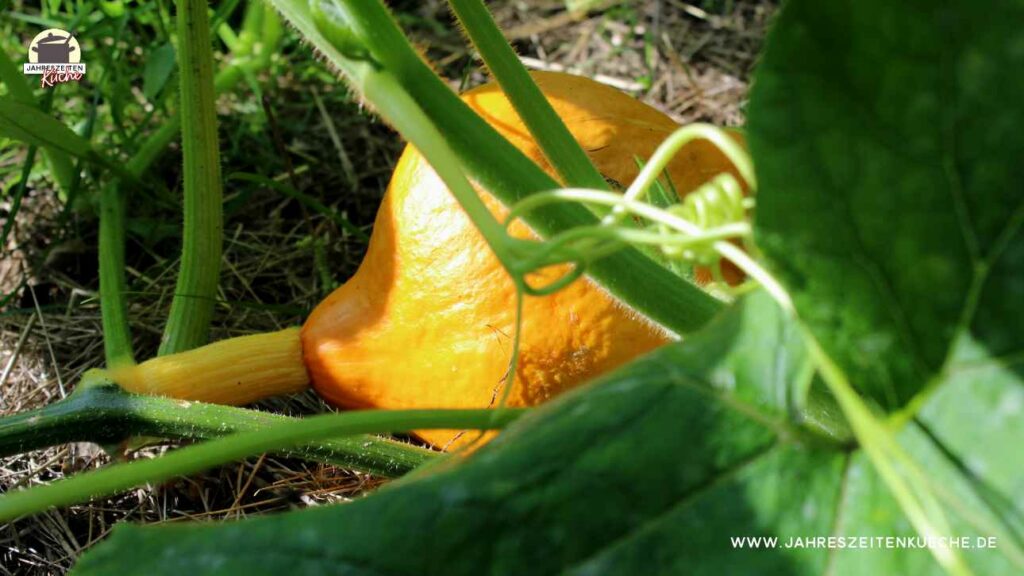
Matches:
[748,0,1024,409]
[0,49,75,190]
[0,96,93,159]
[143,42,177,102]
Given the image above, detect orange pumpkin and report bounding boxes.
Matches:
[113,72,742,448]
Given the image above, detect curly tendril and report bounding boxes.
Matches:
[504,123,773,300]
[662,172,750,266]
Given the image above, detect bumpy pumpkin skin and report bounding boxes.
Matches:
[301,72,741,448]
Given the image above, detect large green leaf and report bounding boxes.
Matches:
[747,0,1024,409]
[70,293,1023,574]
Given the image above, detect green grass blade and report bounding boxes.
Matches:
[228,172,369,241]
[0,97,92,159]
[0,48,74,190]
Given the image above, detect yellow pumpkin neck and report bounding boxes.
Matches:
[110,328,310,405]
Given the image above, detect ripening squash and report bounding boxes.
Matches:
[113,72,744,448]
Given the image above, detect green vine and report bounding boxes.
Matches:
[158,0,226,355]
[0,379,435,479]
[98,182,134,367]
[0,398,520,522]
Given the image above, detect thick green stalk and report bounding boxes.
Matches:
[0,404,521,522]
[160,0,226,355]
[99,182,134,367]
[0,382,434,479]
[100,17,280,369]
[448,0,607,190]
[126,9,279,355]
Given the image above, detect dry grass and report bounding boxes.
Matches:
[0,165,393,574]
[0,1,774,572]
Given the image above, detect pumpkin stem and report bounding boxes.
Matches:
[110,328,309,405]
